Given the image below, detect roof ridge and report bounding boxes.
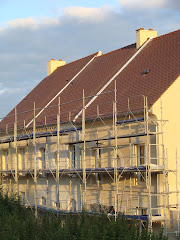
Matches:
[98,30,180,59]
[96,43,136,59]
[154,28,180,40]
[55,52,98,70]
[55,43,136,70]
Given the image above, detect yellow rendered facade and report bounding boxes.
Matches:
[152,75,180,233]
[47,59,66,76]
[0,119,155,211]
[152,75,180,191]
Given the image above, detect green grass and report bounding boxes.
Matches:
[0,190,168,240]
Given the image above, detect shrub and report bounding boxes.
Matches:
[0,191,168,240]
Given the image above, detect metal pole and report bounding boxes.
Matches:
[14,107,18,195]
[113,102,115,136]
[10,175,12,196]
[56,97,60,211]
[97,179,100,205]
[26,175,29,205]
[146,97,152,231]
[160,98,167,234]
[128,99,133,215]
[82,89,86,208]
[33,102,37,218]
[8,142,11,174]
[70,179,72,196]
[114,80,118,220]
[46,174,49,207]
[45,137,48,170]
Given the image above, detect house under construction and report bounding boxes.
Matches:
[0,28,180,238]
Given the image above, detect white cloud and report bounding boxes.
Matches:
[4,16,60,30]
[0,87,22,96]
[119,0,166,10]
[6,17,38,29]
[119,0,180,10]
[63,5,112,22]
[0,89,6,96]
[39,17,60,26]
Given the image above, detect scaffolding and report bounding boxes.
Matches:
[0,83,179,237]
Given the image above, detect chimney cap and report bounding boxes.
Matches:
[136,28,155,32]
[136,28,144,31]
[51,59,55,61]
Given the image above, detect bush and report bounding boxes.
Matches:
[0,190,168,240]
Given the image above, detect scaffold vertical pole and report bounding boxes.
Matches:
[82,89,86,209]
[9,175,12,195]
[146,97,152,231]
[113,102,115,136]
[128,98,133,215]
[114,80,118,220]
[26,175,29,204]
[8,142,11,177]
[56,97,60,211]
[45,136,48,170]
[160,98,167,234]
[14,107,18,195]
[46,174,49,207]
[33,102,37,218]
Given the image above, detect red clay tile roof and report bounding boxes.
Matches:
[1,29,180,131]
[0,53,98,130]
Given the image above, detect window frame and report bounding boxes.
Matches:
[135,144,146,184]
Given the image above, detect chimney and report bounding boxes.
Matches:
[96,51,103,57]
[136,28,157,49]
[47,59,66,76]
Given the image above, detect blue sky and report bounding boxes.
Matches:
[0,0,179,118]
[0,0,118,23]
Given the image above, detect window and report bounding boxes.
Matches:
[137,145,145,165]
[97,173,102,182]
[117,154,122,168]
[141,208,147,215]
[68,198,76,212]
[52,201,60,208]
[52,201,57,208]
[53,151,58,169]
[38,147,46,170]
[18,148,25,170]
[97,148,101,168]
[92,148,101,168]
[20,192,26,205]
[41,197,46,206]
[136,144,146,183]
[2,150,8,171]
[72,145,76,168]
[91,149,96,168]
